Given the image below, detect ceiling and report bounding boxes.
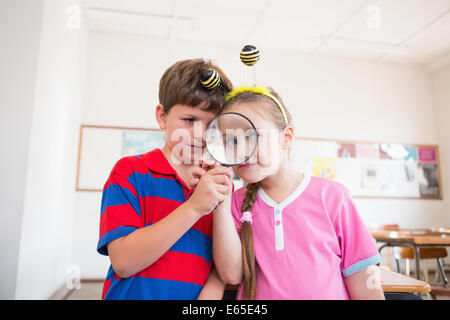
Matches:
[84,0,450,68]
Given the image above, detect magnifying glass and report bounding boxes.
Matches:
[204,112,259,167]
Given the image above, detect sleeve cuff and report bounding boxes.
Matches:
[97,225,139,256]
[341,253,381,277]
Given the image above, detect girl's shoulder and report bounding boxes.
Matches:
[233,185,248,194]
[307,175,351,198]
[232,186,248,203]
[307,176,356,222]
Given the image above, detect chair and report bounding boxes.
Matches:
[377,224,400,270]
[428,283,450,298]
[394,246,449,298]
[379,224,401,230]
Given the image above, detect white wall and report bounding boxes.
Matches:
[431,62,450,227]
[0,0,44,300]
[14,0,88,299]
[75,31,448,278]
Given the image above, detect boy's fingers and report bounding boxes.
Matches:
[191,178,200,187]
[191,167,206,178]
[216,184,228,195]
[212,174,231,186]
[208,167,234,180]
[215,191,226,203]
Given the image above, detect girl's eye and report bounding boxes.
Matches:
[184,118,195,124]
[248,133,258,141]
[226,137,238,147]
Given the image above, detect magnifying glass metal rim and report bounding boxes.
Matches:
[205,111,259,167]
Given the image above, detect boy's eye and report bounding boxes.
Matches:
[183,118,195,124]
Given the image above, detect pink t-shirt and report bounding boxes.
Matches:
[231,174,380,300]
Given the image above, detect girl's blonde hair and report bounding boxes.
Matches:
[223,87,292,300]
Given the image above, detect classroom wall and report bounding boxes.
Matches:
[75,31,448,279]
[431,62,450,227]
[0,0,44,300]
[13,0,88,299]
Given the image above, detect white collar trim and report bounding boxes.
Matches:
[257,173,311,210]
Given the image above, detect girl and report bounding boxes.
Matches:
[212,86,384,300]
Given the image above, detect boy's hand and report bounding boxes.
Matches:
[201,159,234,195]
[189,166,206,187]
[189,159,225,187]
[187,165,233,217]
[208,165,233,190]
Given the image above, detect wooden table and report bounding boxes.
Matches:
[372,228,450,236]
[380,266,430,293]
[225,266,430,295]
[423,228,450,236]
[371,229,450,281]
[393,228,450,236]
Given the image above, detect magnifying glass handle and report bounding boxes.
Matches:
[201,153,217,171]
[201,152,211,162]
[202,152,235,168]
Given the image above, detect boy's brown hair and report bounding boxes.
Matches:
[159,59,233,114]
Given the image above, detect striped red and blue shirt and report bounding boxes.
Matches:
[97,148,213,300]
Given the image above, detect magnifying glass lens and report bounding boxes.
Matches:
[205,113,258,166]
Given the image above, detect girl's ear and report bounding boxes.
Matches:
[155,104,168,130]
[282,125,295,150]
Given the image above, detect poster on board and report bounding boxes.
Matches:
[292,138,441,199]
[122,130,165,156]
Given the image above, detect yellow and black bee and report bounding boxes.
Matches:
[200,69,221,89]
[240,45,260,66]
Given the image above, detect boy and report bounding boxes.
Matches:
[97,59,234,299]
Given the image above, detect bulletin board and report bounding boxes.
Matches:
[290,137,442,199]
[76,125,165,191]
[76,125,442,199]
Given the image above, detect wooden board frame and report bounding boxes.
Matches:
[75,124,163,192]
